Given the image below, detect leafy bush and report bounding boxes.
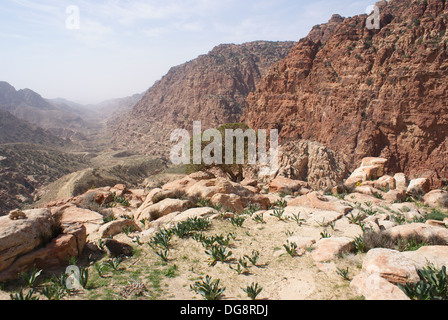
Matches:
[190,275,226,300]
[242,282,263,300]
[353,230,447,253]
[205,245,233,266]
[399,265,448,300]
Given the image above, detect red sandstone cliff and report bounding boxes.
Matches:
[242,0,448,187]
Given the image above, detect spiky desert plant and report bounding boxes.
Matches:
[103,257,123,271]
[290,212,306,226]
[242,282,263,300]
[336,267,351,281]
[19,265,42,288]
[271,208,285,221]
[205,245,233,266]
[190,275,226,300]
[230,215,246,227]
[399,265,448,300]
[155,250,170,263]
[149,228,172,250]
[283,241,298,257]
[244,250,260,266]
[10,289,39,300]
[230,258,249,275]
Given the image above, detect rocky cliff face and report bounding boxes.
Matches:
[109,41,296,156]
[242,0,448,187]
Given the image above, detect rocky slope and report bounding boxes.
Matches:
[1,156,447,300]
[242,0,448,188]
[0,144,90,215]
[109,41,296,156]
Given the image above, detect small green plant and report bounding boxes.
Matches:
[103,257,123,271]
[10,289,39,300]
[230,215,246,227]
[107,193,131,208]
[244,202,261,215]
[205,245,233,266]
[103,215,117,224]
[164,265,179,278]
[230,258,249,275]
[274,199,288,209]
[50,273,71,295]
[149,228,172,250]
[122,225,137,237]
[282,241,298,257]
[155,250,170,263]
[172,217,212,238]
[391,214,406,225]
[190,275,226,300]
[19,266,42,288]
[244,250,260,266]
[132,235,143,246]
[242,282,263,300]
[353,235,367,254]
[336,267,351,281]
[348,212,364,225]
[399,265,448,300]
[290,212,306,226]
[94,262,107,278]
[320,230,331,239]
[252,213,265,224]
[77,266,89,289]
[270,208,285,221]
[41,284,67,300]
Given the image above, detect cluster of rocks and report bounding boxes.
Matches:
[1,156,447,299]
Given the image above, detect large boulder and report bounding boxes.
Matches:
[98,219,141,239]
[0,219,86,282]
[350,273,410,300]
[424,190,448,208]
[361,248,420,284]
[0,209,56,273]
[288,192,352,214]
[51,205,104,236]
[269,177,308,194]
[134,198,193,223]
[407,178,431,196]
[311,237,354,263]
[402,246,448,270]
[382,223,448,244]
[345,157,388,188]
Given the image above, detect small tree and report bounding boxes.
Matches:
[186,123,253,182]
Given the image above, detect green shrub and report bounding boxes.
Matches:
[399,265,448,300]
[190,275,226,300]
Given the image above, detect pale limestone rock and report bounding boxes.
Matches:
[350,273,410,300]
[311,237,354,263]
[362,248,420,284]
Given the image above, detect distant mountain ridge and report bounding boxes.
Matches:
[0,81,94,132]
[0,109,70,146]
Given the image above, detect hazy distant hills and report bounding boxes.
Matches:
[0,81,96,132]
[0,109,71,146]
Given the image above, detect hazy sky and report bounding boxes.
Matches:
[0,0,375,104]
